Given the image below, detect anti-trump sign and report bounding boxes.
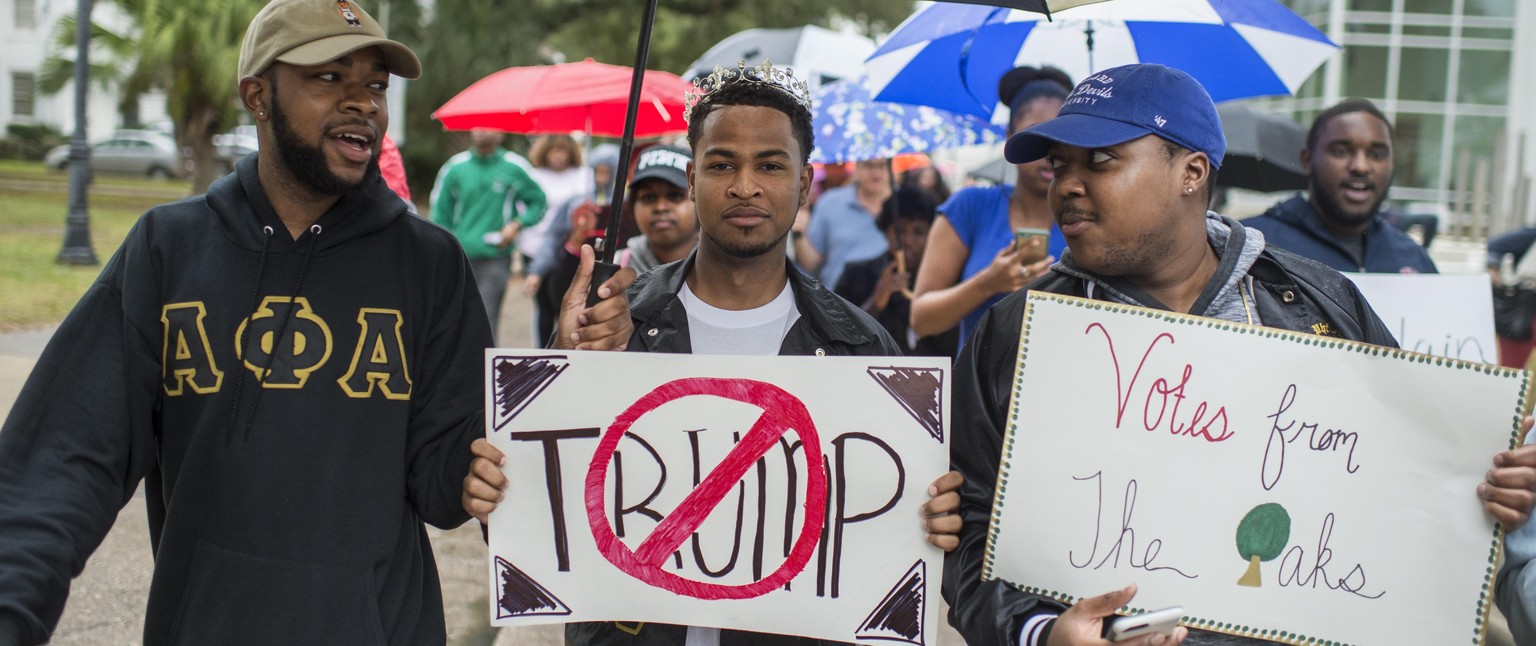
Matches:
[483,350,949,644]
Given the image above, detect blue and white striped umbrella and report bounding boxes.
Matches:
[809,75,1005,164]
[866,0,1339,119]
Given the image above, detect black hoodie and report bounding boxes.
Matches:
[0,154,491,645]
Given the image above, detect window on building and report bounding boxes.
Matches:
[1464,0,1516,18]
[13,0,36,29]
[1397,48,1450,103]
[1285,0,1330,19]
[1351,0,1394,12]
[1394,112,1445,190]
[11,73,36,118]
[1451,116,1506,174]
[1457,49,1512,106]
[1403,0,1453,15]
[1343,45,1389,101]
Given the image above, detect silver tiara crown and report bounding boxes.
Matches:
[684,60,813,124]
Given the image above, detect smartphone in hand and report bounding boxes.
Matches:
[1102,606,1184,642]
[1013,227,1049,265]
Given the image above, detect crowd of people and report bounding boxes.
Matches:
[3,1,1536,645]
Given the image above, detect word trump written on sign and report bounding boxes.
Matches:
[985,294,1527,646]
[483,350,949,644]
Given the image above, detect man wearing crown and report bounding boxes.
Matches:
[459,61,966,645]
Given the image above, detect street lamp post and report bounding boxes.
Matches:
[57,0,98,266]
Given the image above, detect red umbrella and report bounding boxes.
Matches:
[432,58,692,137]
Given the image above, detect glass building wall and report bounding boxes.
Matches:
[1265,0,1516,207]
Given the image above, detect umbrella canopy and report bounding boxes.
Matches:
[965,103,1308,191]
[1216,103,1307,193]
[809,76,1005,164]
[432,59,693,137]
[942,0,1108,14]
[866,0,1339,118]
[683,25,874,89]
[966,157,1014,185]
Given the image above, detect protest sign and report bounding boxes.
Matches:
[483,349,949,644]
[984,293,1528,645]
[1346,272,1497,363]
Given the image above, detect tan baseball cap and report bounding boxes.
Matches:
[238,0,421,80]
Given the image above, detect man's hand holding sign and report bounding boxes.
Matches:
[465,351,957,644]
[981,293,1533,646]
[942,63,1536,646]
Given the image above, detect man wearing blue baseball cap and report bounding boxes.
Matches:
[943,64,1536,646]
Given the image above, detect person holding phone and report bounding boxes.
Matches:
[945,62,1536,646]
[910,66,1071,350]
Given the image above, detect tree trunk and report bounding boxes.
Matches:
[186,104,222,194]
[1236,554,1263,587]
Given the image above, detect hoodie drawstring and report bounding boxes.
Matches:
[224,227,275,446]
[224,224,322,445]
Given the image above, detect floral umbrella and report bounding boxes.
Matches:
[809,75,1005,165]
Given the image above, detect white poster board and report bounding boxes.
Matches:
[483,349,949,644]
[1346,273,1497,363]
[985,293,1528,645]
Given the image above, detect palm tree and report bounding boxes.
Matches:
[41,0,266,193]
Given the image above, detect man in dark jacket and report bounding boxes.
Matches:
[945,64,1536,646]
[464,61,964,646]
[1243,99,1436,274]
[0,1,491,644]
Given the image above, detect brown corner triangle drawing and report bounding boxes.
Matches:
[867,366,944,443]
[491,355,570,432]
[495,555,572,619]
[855,559,926,645]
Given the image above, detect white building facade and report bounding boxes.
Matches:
[2,0,166,142]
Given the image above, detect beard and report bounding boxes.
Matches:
[269,100,379,196]
[1310,176,1391,230]
[706,227,790,260]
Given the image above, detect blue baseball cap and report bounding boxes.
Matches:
[1003,64,1225,169]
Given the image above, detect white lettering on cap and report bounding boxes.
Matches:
[637,149,689,173]
[1154,115,1167,128]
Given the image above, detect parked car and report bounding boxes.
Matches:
[44,130,186,179]
[213,125,258,174]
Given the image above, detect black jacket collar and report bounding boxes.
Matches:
[627,251,891,355]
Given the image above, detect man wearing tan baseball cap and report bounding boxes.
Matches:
[0,2,496,645]
[238,0,420,80]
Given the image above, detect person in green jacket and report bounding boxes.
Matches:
[431,128,546,342]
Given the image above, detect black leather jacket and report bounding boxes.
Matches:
[624,252,903,357]
[945,245,1397,646]
[570,252,901,646]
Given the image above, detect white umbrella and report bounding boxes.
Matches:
[684,25,875,90]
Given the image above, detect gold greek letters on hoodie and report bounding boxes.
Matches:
[161,299,412,399]
[339,308,413,400]
[161,302,224,395]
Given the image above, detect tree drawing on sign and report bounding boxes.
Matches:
[1235,503,1291,587]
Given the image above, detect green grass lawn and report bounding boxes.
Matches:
[0,160,191,330]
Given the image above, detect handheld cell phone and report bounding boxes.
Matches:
[1102,606,1184,642]
[1013,227,1049,265]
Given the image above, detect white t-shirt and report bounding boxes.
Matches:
[680,277,799,645]
[678,280,800,355]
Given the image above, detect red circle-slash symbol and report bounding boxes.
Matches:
[584,377,827,600]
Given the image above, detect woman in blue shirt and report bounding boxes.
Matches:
[911,66,1071,350]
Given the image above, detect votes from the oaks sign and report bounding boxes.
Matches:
[482,350,949,645]
[985,293,1527,646]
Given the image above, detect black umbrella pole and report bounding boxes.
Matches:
[586,0,660,306]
